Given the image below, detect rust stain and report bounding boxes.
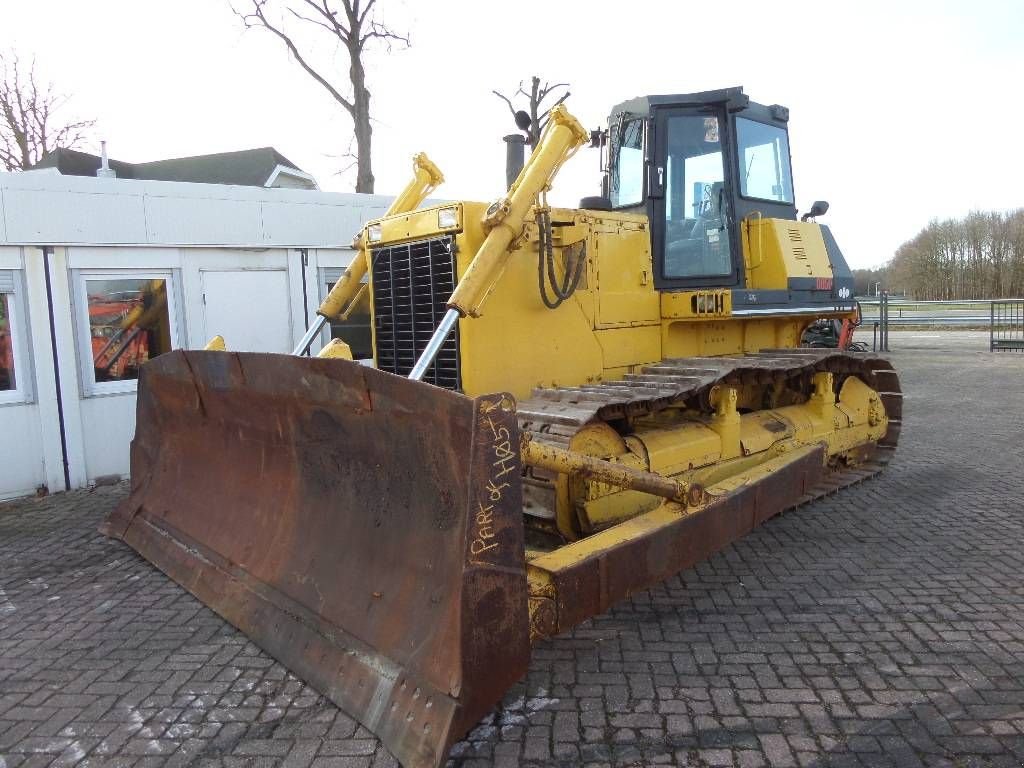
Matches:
[101,350,531,768]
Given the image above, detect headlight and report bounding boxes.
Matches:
[437,206,459,229]
[367,223,382,243]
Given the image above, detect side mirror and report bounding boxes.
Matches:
[801,200,829,221]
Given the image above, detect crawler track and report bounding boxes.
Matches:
[517,349,902,498]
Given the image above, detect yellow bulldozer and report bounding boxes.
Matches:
[103,87,901,768]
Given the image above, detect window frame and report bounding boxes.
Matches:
[608,116,647,210]
[650,105,743,290]
[734,116,795,205]
[319,266,373,361]
[73,269,182,397]
[663,138,733,280]
[0,271,34,406]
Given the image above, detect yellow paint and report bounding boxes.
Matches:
[663,319,743,358]
[528,446,822,578]
[320,152,444,320]
[377,202,464,245]
[457,205,605,398]
[358,105,877,555]
[660,290,732,319]
[625,424,720,478]
[389,152,445,213]
[594,326,661,370]
[316,338,353,360]
[365,200,856,401]
[360,109,853,401]
[203,335,226,351]
[741,217,834,289]
[521,436,692,504]
[740,321,778,354]
[448,105,590,318]
[593,223,659,326]
[709,385,742,460]
[530,369,887,541]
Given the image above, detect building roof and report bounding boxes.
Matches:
[31,147,316,189]
[32,148,135,179]
[0,170,392,248]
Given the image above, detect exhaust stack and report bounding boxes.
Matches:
[96,141,116,179]
[503,133,526,189]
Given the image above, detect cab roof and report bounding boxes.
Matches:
[608,87,788,123]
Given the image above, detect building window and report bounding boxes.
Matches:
[0,293,17,393]
[0,272,31,405]
[325,279,372,360]
[77,274,178,394]
[321,268,372,360]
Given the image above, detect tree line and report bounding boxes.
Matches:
[856,210,1024,300]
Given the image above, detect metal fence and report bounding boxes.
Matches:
[855,296,1024,352]
[870,293,890,351]
[860,298,1000,327]
[991,300,1024,351]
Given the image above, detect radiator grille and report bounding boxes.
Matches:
[371,236,460,389]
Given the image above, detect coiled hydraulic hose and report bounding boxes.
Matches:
[537,210,587,309]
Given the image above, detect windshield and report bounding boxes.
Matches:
[736,118,794,203]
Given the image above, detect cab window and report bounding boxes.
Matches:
[736,117,793,203]
[610,118,644,208]
[662,115,731,278]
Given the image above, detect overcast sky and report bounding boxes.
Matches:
[3,0,1021,268]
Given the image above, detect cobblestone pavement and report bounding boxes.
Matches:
[2,338,1023,768]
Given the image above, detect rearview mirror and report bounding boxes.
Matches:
[801,200,829,221]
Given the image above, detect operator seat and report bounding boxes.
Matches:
[665,181,728,277]
[690,181,724,238]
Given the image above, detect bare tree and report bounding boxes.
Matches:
[0,51,95,172]
[887,209,1024,299]
[493,76,570,146]
[234,0,408,193]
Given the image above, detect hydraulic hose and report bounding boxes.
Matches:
[536,210,587,309]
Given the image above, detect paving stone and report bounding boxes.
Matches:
[1,343,1023,766]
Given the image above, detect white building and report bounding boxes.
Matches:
[0,171,390,500]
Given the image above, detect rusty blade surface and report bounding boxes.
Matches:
[102,351,531,768]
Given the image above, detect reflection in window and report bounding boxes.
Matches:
[326,278,372,359]
[0,294,14,391]
[87,279,172,382]
[610,118,644,208]
[663,115,732,279]
[737,117,794,203]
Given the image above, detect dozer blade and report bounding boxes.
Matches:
[102,350,531,768]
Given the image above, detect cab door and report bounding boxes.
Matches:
[649,105,741,290]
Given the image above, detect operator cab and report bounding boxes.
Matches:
[602,87,797,290]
